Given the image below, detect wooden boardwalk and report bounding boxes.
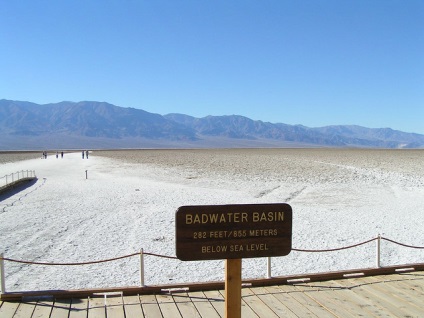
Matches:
[1,271,423,317]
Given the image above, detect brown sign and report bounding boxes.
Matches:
[176,203,292,261]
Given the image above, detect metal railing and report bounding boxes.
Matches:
[0,170,36,188]
[1,235,423,294]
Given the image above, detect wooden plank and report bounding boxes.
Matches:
[155,293,182,318]
[397,273,424,293]
[12,301,36,318]
[225,289,259,318]
[282,284,336,318]
[308,279,395,318]
[69,298,88,318]
[31,300,53,318]
[139,294,162,318]
[50,299,71,318]
[241,288,279,318]
[292,284,356,317]
[293,282,359,318]
[188,290,219,317]
[123,295,144,317]
[172,292,201,317]
[378,281,424,314]
[263,285,315,317]
[240,299,260,317]
[279,284,342,317]
[347,276,420,318]
[105,295,125,318]
[378,273,423,285]
[87,296,106,318]
[274,284,334,318]
[249,286,299,318]
[394,276,424,297]
[0,301,20,318]
[359,276,424,317]
[354,275,421,316]
[375,273,424,299]
[395,280,424,299]
[203,289,225,316]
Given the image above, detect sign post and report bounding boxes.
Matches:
[225,258,242,318]
[176,203,292,318]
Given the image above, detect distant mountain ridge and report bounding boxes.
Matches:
[0,100,195,139]
[1,99,423,150]
[164,113,424,148]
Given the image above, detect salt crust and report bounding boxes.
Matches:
[0,149,423,291]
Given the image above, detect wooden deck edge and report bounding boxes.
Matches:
[1,262,423,301]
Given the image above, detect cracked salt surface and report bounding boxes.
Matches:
[0,148,423,292]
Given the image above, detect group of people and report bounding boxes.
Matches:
[41,151,89,159]
[42,151,64,159]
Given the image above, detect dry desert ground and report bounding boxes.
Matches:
[0,148,423,292]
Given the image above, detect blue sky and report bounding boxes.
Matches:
[1,1,423,134]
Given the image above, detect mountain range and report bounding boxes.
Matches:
[1,99,423,150]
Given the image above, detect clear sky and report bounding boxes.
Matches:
[1,1,423,134]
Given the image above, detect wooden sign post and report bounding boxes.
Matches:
[176,203,292,318]
[225,259,242,318]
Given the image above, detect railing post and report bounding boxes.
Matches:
[1,253,6,294]
[376,234,381,268]
[267,257,272,278]
[140,249,145,286]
